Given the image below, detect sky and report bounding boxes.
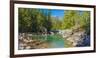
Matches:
[41,9,65,19]
[50,9,64,19]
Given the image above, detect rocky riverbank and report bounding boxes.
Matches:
[18,33,50,50]
[62,26,90,47]
[18,25,90,50]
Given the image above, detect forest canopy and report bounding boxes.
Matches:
[18,8,90,35]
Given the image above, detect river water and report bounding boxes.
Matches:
[47,35,65,48]
[46,34,90,48]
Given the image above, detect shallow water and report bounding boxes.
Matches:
[47,35,65,48]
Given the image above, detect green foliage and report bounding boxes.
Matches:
[19,8,52,33]
[62,10,90,35]
[62,10,80,29]
[19,8,90,35]
[19,8,32,32]
[51,17,63,30]
[81,11,90,35]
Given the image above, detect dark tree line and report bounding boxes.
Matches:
[18,8,52,33]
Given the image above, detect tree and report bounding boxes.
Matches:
[19,8,32,32]
[81,11,90,35]
[62,10,79,29]
[51,16,63,30]
[19,8,53,33]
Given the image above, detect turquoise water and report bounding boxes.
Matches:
[47,34,65,48]
[32,34,65,48]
